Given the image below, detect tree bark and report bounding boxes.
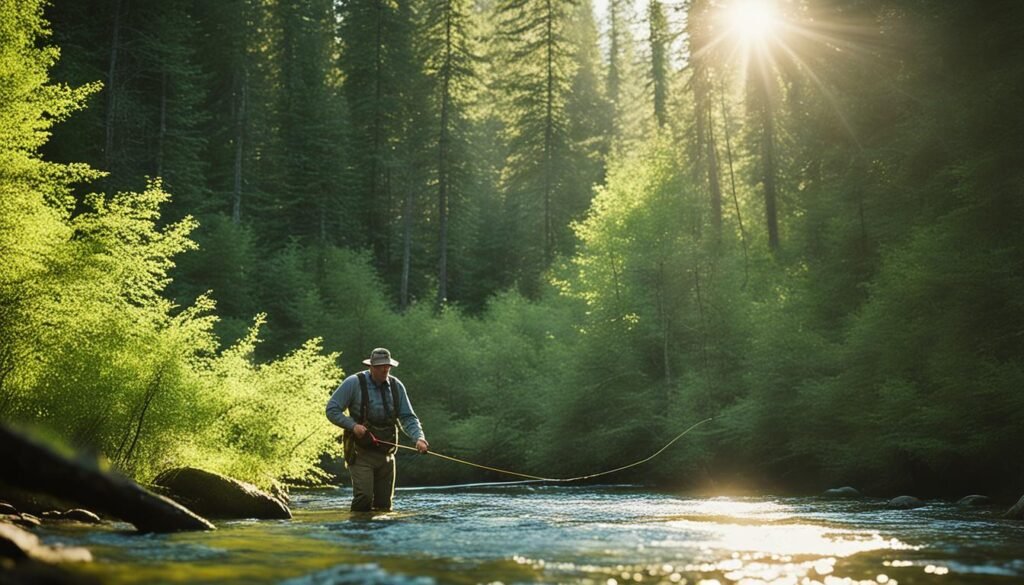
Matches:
[232,66,247,225]
[648,0,668,128]
[400,178,413,310]
[543,0,556,263]
[104,0,124,169]
[156,71,167,178]
[436,0,453,308]
[719,87,749,287]
[689,5,722,236]
[371,0,387,269]
[753,59,780,252]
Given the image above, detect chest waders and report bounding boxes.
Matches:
[342,372,400,465]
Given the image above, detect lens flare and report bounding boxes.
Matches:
[723,0,780,44]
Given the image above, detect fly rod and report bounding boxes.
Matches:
[368,417,714,485]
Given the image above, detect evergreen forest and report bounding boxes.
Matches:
[2,0,1023,497]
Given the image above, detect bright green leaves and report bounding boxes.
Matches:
[0,0,346,488]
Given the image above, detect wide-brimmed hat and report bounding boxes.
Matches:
[363,347,399,367]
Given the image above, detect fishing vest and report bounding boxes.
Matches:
[343,372,400,463]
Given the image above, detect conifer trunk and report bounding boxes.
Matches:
[105,0,123,169]
[544,0,555,263]
[371,0,387,269]
[755,71,780,252]
[232,67,247,224]
[648,0,668,128]
[437,0,453,308]
[156,71,167,178]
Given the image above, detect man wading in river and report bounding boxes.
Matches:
[326,348,429,512]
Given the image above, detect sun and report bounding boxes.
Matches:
[721,0,781,45]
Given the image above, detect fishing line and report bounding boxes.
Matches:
[368,417,714,486]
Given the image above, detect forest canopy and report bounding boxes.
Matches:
[1,0,1022,495]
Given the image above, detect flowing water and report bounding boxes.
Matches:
[37,485,1024,584]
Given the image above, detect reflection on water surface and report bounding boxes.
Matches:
[32,485,1024,584]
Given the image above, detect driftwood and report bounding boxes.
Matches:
[0,425,213,533]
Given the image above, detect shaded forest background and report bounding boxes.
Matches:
[2,0,1023,497]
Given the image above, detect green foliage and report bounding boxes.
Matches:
[8,0,1024,498]
[188,320,342,484]
[0,2,346,488]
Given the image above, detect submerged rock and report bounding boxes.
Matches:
[957,495,992,507]
[823,486,862,498]
[17,513,42,528]
[39,508,102,523]
[61,509,103,524]
[3,512,42,529]
[153,467,292,520]
[0,425,214,533]
[1005,494,1024,519]
[0,522,97,584]
[269,480,290,507]
[887,495,925,509]
[0,522,92,563]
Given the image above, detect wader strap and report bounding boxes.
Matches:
[356,372,370,423]
[356,372,400,425]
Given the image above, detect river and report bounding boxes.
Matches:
[38,485,1024,584]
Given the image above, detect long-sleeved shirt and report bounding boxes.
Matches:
[326,371,425,442]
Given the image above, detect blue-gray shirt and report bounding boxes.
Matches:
[326,371,425,441]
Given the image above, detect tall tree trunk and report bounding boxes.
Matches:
[543,0,555,263]
[703,90,723,236]
[156,71,167,178]
[232,66,247,225]
[436,0,453,308]
[105,0,124,169]
[607,0,621,114]
[692,71,724,237]
[719,87,749,287]
[648,0,668,128]
[755,67,780,252]
[690,29,722,235]
[656,261,671,390]
[693,267,709,371]
[400,179,413,310]
[371,0,387,269]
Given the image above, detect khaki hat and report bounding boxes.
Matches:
[363,347,399,367]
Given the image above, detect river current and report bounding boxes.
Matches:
[39,484,1024,584]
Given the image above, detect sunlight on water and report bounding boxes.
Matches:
[686,518,916,557]
[32,487,1024,585]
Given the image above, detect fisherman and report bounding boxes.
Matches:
[326,347,429,512]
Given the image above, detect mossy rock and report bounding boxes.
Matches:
[153,468,291,520]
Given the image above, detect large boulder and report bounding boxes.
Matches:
[0,425,214,533]
[153,468,291,520]
[823,486,862,498]
[1005,494,1024,519]
[957,495,992,507]
[887,495,925,509]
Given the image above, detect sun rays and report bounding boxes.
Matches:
[688,0,876,144]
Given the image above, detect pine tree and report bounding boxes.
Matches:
[273,0,352,246]
[688,0,724,237]
[419,0,478,307]
[494,0,579,295]
[563,0,613,249]
[339,0,420,274]
[646,0,669,129]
